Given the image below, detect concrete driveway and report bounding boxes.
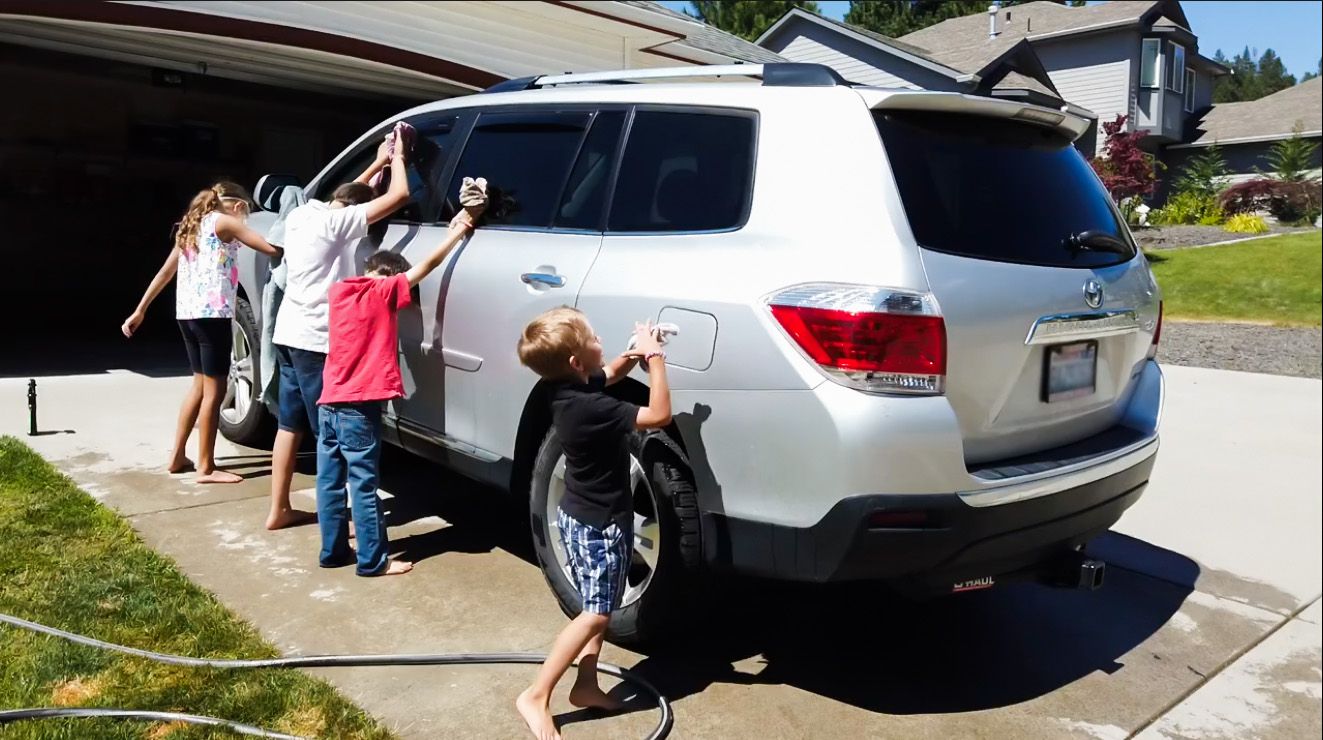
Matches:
[2,363,1319,739]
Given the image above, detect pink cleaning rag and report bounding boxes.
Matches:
[370,121,417,190]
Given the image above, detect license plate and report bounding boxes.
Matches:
[1043,341,1097,403]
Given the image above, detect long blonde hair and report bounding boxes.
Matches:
[174,181,250,252]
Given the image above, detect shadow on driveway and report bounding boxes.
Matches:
[369,447,1197,717]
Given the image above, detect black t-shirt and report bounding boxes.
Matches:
[551,371,640,529]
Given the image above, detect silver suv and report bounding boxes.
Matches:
[224,64,1164,645]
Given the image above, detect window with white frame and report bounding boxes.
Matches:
[1141,38,1161,88]
[1168,42,1186,92]
[1184,68,1196,111]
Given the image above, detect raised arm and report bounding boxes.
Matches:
[365,142,410,225]
[214,214,281,257]
[354,135,392,184]
[404,212,475,287]
[626,325,672,429]
[122,248,181,338]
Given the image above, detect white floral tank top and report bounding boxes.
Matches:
[176,211,240,320]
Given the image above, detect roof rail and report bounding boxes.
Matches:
[479,63,849,94]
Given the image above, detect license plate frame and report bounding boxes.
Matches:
[1042,340,1098,403]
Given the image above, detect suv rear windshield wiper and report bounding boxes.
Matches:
[1065,230,1132,257]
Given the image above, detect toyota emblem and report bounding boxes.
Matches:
[1083,279,1104,309]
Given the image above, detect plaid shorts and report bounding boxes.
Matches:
[558,508,632,615]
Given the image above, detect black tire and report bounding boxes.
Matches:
[218,296,276,448]
[528,427,703,647]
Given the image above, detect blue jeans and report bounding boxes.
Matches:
[276,345,325,435]
[316,402,390,575]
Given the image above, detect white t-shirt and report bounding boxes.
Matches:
[271,199,370,354]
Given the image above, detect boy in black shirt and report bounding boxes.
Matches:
[515,306,672,740]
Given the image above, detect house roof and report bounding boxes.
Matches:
[900,1,1177,48]
[1176,77,1323,148]
[618,1,788,64]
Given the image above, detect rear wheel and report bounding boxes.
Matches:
[528,427,702,646]
[219,297,275,447]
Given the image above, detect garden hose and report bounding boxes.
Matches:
[0,612,673,740]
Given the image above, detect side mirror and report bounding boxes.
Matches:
[253,174,302,212]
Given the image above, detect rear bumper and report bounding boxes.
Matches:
[704,447,1154,586]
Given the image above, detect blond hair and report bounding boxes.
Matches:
[174,181,250,252]
[517,306,594,380]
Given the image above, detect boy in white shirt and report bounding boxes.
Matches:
[266,131,410,530]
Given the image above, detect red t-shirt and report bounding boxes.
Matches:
[319,274,412,405]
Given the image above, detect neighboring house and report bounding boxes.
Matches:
[1164,77,1323,195]
[756,7,1094,140]
[760,0,1230,158]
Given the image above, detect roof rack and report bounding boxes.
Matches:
[480,63,848,94]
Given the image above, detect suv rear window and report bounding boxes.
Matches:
[875,111,1134,268]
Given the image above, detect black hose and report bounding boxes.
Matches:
[0,613,673,740]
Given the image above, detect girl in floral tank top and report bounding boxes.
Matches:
[122,182,281,484]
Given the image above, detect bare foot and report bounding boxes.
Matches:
[516,688,561,740]
[363,559,413,577]
[265,509,317,531]
[195,469,243,484]
[568,684,625,712]
[168,457,195,474]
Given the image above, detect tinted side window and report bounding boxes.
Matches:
[608,110,755,233]
[445,112,591,228]
[554,111,625,231]
[313,145,375,203]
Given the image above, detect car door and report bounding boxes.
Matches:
[415,107,627,469]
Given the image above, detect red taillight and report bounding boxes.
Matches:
[767,284,946,395]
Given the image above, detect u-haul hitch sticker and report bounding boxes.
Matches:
[952,577,995,593]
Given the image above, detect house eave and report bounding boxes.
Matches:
[1170,130,1323,149]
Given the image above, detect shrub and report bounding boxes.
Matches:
[1223,213,1268,234]
[1220,178,1322,224]
[1266,123,1321,182]
[1175,143,1230,199]
[1152,191,1224,225]
[1090,115,1161,205]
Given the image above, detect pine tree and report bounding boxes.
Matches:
[1256,49,1297,97]
[1174,143,1229,198]
[1267,123,1321,182]
[691,1,820,40]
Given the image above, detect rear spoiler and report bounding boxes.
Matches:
[858,89,1091,142]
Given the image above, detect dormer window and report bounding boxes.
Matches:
[1141,38,1161,88]
[1168,42,1186,92]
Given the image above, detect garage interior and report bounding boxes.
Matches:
[0,43,422,376]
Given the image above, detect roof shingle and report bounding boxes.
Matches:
[1184,77,1323,146]
[618,1,788,64]
[900,1,1164,49]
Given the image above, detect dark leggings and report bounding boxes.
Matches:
[178,318,232,378]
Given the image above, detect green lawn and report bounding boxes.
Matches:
[0,437,392,740]
[1146,231,1323,327]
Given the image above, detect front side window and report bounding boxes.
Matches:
[444,111,591,228]
[608,110,756,233]
[1184,68,1196,111]
[312,117,455,224]
[1140,38,1161,88]
[1168,42,1186,92]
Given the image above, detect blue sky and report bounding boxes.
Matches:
[658,1,1323,79]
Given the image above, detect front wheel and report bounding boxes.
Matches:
[528,427,702,647]
[218,296,275,448]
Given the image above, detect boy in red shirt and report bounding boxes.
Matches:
[315,205,481,576]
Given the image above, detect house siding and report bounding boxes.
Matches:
[762,22,956,90]
[1035,31,1139,153]
[1157,137,1323,203]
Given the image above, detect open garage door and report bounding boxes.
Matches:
[0,43,416,376]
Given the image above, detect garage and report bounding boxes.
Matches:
[0,0,771,376]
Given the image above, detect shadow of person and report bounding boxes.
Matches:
[376,444,536,566]
[622,537,1198,716]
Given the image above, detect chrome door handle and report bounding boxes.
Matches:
[521,272,566,288]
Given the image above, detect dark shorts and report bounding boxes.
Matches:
[177,318,232,378]
[276,344,326,435]
[557,508,632,615]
